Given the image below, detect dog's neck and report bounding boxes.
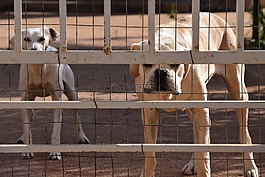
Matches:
[26,64,47,74]
[25,45,56,70]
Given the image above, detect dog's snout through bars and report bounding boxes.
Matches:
[154,68,170,92]
[143,68,180,95]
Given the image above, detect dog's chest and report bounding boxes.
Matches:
[27,65,54,86]
[27,73,55,97]
[27,82,53,97]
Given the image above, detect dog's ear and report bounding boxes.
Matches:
[131,43,141,51]
[9,36,15,49]
[183,64,190,79]
[130,64,140,78]
[49,28,60,42]
[130,43,141,78]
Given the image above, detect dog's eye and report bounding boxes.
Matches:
[170,64,180,68]
[24,37,31,42]
[143,64,152,68]
[38,37,45,42]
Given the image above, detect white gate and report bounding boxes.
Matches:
[0,0,264,176]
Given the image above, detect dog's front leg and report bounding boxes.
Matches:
[182,108,211,177]
[141,108,159,177]
[48,92,63,160]
[63,66,90,144]
[18,93,35,159]
[19,108,35,159]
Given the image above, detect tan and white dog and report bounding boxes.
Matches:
[10,26,90,160]
[130,13,258,177]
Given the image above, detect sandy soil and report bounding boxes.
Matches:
[0,12,264,177]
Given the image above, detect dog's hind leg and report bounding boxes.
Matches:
[73,109,90,144]
[63,65,90,144]
[64,92,90,144]
[222,64,258,177]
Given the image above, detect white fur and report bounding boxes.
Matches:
[11,26,90,160]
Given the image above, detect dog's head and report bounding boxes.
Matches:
[130,36,190,98]
[10,26,59,51]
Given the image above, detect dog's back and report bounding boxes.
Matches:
[156,13,236,51]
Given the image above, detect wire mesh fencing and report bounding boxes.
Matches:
[0,0,264,176]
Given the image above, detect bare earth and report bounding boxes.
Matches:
[0,12,264,177]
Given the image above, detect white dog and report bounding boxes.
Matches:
[130,13,258,177]
[10,26,90,160]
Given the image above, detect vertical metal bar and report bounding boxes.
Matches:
[104,0,111,54]
[192,0,200,51]
[252,0,259,42]
[236,0,245,50]
[148,0,155,52]
[14,0,22,51]
[59,0,67,52]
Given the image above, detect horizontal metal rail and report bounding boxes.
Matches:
[0,101,265,109]
[0,144,264,153]
[22,1,86,5]
[1,50,265,64]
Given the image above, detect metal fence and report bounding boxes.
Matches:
[0,0,264,176]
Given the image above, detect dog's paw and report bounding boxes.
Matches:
[181,160,197,175]
[79,136,90,144]
[16,136,25,144]
[140,172,143,177]
[21,152,35,159]
[48,152,61,160]
[17,139,24,144]
[245,159,259,177]
[140,171,155,177]
[246,168,259,177]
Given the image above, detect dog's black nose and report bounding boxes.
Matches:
[154,68,170,92]
[155,68,169,78]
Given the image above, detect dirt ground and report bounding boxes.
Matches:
[0,12,264,177]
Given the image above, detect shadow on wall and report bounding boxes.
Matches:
[0,0,254,15]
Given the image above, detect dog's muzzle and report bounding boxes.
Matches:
[144,68,180,95]
[154,68,170,91]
